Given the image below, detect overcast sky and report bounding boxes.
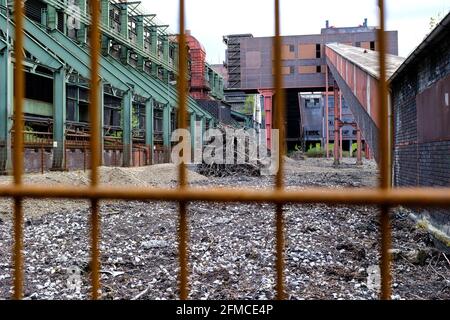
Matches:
[142,0,450,64]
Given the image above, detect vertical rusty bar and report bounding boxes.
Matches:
[325,68,329,157]
[64,141,67,171]
[339,91,343,159]
[333,84,339,166]
[41,145,44,174]
[177,0,189,300]
[377,0,392,300]
[12,0,25,300]
[273,0,285,300]
[89,0,101,300]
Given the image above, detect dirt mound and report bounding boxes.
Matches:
[0,164,207,219]
[135,163,208,185]
[99,167,145,186]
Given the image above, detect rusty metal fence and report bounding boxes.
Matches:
[4,0,450,300]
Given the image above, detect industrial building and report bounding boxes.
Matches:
[223,20,398,150]
[0,0,227,173]
[299,93,368,156]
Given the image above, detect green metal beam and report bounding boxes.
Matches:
[19,16,90,79]
[0,43,11,173]
[104,56,161,100]
[200,117,206,142]
[103,51,210,120]
[52,67,66,170]
[47,4,57,30]
[162,104,170,149]
[145,98,154,163]
[190,112,196,154]
[0,13,63,70]
[47,28,130,91]
[120,63,212,120]
[136,15,145,70]
[43,0,177,74]
[150,26,158,77]
[101,0,110,54]
[77,0,87,43]
[119,5,129,64]
[162,35,169,83]
[122,90,132,167]
[102,55,154,100]
[0,0,6,15]
[98,82,105,165]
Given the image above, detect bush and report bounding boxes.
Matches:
[306,148,326,158]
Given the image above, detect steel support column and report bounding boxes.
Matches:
[122,91,133,167]
[162,35,169,83]
[77,0,87,43]
[145,98,154,165]
[101,0,110,54]
[333,84,340,166]
[163,104,171,159]
[150,26,158,77]
[190,112,196,155]
[98,82,104,165]
[259,89,274,150]
[51,67,66,170]
[200,116,206,144]
[339,91,343,160]
[356,127,363,165]
[0,45,11,173]
[136,16,145,70]
[349,139,353,157]
[119,4,129,64]
[47,5,57,30]
[365,143,371,160]
[325,67,329,158]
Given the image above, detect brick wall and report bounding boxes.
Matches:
[391,24,450,237]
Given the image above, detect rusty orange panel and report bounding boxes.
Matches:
[347,63,354,91]
[355,66,368,111]
[417,73,450,143]
[281,44,296,60]
[299,44,316,59]
[298,65,316,74]
[370,76,380,128]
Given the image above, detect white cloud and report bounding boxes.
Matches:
[142,0,450,62]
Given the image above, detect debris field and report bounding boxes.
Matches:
[0,158,449,300]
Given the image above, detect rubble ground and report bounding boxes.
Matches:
[0,158,449,300]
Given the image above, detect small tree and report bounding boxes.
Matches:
[243,95,255,115]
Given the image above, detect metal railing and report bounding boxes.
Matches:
[5,0,450,300]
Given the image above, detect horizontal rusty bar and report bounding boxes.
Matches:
[0,185,449,207]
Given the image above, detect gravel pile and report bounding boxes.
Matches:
[0,164,207,220]
[0,158,448,300]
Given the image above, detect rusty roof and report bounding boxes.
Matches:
[326,43,405,80]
